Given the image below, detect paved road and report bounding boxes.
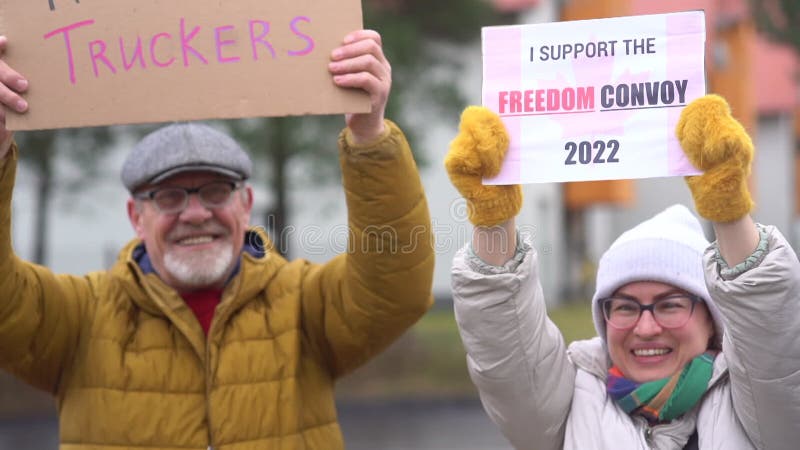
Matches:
[339,399,513,450]
[0,399,512,450]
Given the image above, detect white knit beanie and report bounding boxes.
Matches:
[591,204,724,349]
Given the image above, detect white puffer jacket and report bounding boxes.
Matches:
[452,225,800,450]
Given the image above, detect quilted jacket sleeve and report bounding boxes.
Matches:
[298,120,434,378]
[709,225,800,450]
[452,235,574,450]
[0,144,88,393]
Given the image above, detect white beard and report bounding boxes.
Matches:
[163,242,235,289]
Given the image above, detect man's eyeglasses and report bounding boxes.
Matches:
[600,294,702,330]
[134,180,244,214]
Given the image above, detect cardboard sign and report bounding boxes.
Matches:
[0,0,370,130]
[481,11,706,184]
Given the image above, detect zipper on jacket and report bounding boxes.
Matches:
[205,298,226,450]
[644,426,654,447]
[206,335,214,448]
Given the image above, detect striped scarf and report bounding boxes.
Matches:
[607,351,716,423]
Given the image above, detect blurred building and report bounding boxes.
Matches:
[6,0,797,309]
[491,0,799,301]
[2,0,796,431]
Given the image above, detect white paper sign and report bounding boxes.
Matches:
[481,11,706,184]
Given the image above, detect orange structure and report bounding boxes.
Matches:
[560,0,635,210]
[553,0,798,211]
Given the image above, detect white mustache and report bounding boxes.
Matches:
[167,223,228,241]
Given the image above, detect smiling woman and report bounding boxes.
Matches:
[446,96,800,450]
[590,205,721,385]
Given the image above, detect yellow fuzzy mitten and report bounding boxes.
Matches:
[676,94,754,223]
[444,106,522,227]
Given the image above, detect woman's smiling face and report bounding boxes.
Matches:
[605,281,714,383]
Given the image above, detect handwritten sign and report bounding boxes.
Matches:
[0,0,370,130]
[481,11,706,184]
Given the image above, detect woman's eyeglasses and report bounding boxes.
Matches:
[601,294,702,330]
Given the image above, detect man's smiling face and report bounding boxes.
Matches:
[127,171,253,292]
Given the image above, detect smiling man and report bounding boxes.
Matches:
[0,30,434,450]
[123,123,255,295]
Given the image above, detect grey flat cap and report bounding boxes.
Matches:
[121,122,253,192]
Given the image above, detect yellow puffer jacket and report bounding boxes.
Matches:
[0,121,435,449]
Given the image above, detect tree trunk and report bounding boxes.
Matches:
[264,119,289,257]
[563,208,589,302]
[32,147,53,265]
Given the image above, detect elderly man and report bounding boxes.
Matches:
[0,30,434,449]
